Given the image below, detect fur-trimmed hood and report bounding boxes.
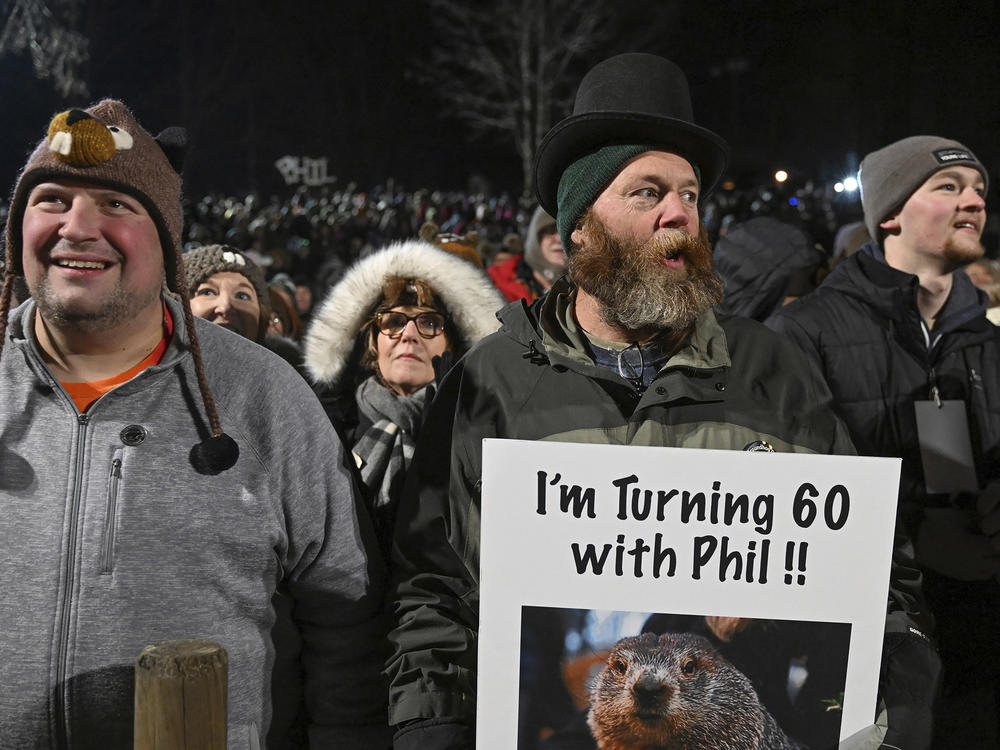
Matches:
[304,239,505,385]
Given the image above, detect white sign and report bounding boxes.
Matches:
[274,155,336,186]
[478,440,901,749]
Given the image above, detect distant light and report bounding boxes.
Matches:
[565,630,582,653]
[722,179,736,191]
[774,170,789,183]
[834,182,845,193]
[788,197,799,206]
[843,177,859,192]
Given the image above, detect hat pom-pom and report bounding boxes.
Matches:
[190,433,239,475]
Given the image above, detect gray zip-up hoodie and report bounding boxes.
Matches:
[0,296,390,748]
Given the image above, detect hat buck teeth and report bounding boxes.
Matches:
[49,131,72,156]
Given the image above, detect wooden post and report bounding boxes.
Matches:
[134,639,228,750]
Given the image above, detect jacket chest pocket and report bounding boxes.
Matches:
[99,424,150,574]
[100,450,124,575]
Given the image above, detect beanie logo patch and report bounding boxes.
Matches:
[222,251,246,266]
[933,148,974,164]
[46,109,134,167]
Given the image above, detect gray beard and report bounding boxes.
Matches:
[596,272,722,331]
[568,215,723,332]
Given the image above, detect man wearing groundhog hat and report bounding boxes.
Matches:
[387,54,936,750]
[0,101,389,747]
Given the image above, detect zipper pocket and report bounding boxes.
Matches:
[100,454,123,574]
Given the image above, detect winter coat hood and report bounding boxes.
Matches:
[522,206,564,281]
[713,217,825,321]
[304,239,505,385]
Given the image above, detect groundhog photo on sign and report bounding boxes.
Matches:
[587,632,805,750]
[516,607,848,750]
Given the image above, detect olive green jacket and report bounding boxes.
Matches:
[386,279,931,748]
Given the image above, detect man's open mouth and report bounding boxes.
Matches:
[954,221,978,231]
[54,259,110,270]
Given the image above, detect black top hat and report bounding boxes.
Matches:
[534,53,730,214]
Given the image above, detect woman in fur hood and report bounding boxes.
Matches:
[304,238,505,550]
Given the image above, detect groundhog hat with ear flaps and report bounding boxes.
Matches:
[4,99,187,284]
[533,53,730,252]
[0,99,239,474]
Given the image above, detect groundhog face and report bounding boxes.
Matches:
[47,108,134,167]
[587,632,766,750]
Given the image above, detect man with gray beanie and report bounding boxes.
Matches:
[0,100,390,747]
[387,53,932,750]
[769,135,1000,746]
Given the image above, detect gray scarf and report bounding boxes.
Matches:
[352,376,428,540]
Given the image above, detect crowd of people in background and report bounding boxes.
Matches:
[172,178,981,286]
[1,176,996,333]
[3,51,1000,750]
[174,180,1000,356]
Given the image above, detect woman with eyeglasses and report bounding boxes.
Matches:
[368,293,452,397]
[304,239,505,552]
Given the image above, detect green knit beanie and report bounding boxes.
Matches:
[556,144,701,252]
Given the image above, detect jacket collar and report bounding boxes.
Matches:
[498,277,731,374]
[829,242,989,336]
[6,294,191,372]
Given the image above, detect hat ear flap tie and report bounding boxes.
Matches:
[0,272,16,361]
[174,265,240,475]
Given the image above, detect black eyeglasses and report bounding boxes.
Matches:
[374,311,447,339]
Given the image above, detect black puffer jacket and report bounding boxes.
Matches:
[767,243,1000,535]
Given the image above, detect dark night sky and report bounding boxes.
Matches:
[2,0,998,199]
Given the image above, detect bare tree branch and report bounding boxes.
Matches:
[420,0,611,198]
[1,0,88,99]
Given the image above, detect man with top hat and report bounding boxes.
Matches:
[0,101,390,747]
[768,136,1000,747]
[387,53,933,750]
